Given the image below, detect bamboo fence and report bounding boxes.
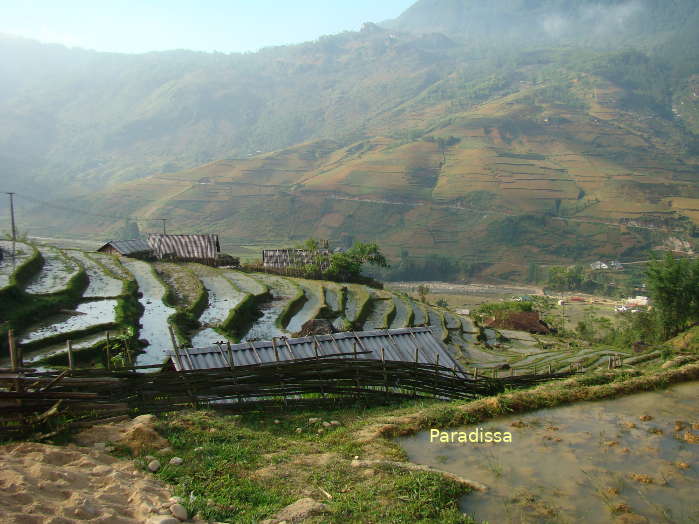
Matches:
[1,337,575,439]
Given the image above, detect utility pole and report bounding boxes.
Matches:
[158,219,167,235]
[5,192,16,241]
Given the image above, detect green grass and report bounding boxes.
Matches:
[146,406,475,524]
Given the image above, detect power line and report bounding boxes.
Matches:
[0,191,167,224]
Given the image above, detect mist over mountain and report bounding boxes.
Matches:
[2,0,699,277]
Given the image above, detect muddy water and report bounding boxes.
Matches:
[364,297,393,330]
[398,382,699,524]
[121,259,176,366]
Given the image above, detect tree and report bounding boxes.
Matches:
[645,253,699,337]
[323,242,388,282]
[417,284,430,303]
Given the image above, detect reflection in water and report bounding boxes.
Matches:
[121,259,176,366]
[20,300,118,344]
[398,382,699,524]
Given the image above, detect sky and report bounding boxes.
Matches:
[0,0,415,54]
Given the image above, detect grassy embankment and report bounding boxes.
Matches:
[114,349,699,523]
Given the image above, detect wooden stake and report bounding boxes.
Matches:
[67,339,74,370]
[8,329,16,371]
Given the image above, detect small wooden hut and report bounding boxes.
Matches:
[147,233,220,265]
[97,239,153,259]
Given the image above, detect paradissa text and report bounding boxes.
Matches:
[430,428,513,443]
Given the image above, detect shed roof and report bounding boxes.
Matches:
[165,327,462,372]
[98,239,152,256]
[148,234,220,260]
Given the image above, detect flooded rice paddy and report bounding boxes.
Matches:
[25,246,80,294]
[68,251,124,298]
[88,252,131,280]
[0,241,34,288]
[240,274,297,341]
[19,300,118,345]
[190,270,245,347]
[121,259,176,366]
[398,381,699,524]
[221,270,267,297]
[21,331,110,364]
[364,296,394,330]
[286,282,322,334]
[390,296,411,328]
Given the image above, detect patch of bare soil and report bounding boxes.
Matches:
[0,442,172,523]
[75,414,170,454]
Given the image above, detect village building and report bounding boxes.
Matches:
[96,239,153,259]
[262,248,331,271]
[590,261,609,270]
[147,233,220,265]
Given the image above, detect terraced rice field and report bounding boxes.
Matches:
[364,294,396,330]
[389,295,412,328]
[0,241,35,288]
[188,265,246,347]
[120,259,176,366]
[68,250,124,298]
[25,246,80,294]
[19,300,118,346]
[9,246,640,373]
[286,280,325,334]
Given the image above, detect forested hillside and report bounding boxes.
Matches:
[3,0,699,279]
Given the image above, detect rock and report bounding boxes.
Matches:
[169,457,184,466]
[147,517,180,524]
[639,415,653,422]
[91,465,112,475]
[170,503,188,521]
[295,428,302,433]
[145,455,156,461]
[308,418,321,424]
[158,447,174,455]
[329,421,341,426]
[676,462,690,469]
[274,419,281,424]
[94,442,107,450]
[682,431,699,444]
[322,421,331,428]
[353,455,359,460]
[262,497,328,524]
[147,460,161,472]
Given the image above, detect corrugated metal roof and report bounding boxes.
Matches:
[99,239,152,256]
[166,327,462,372]
[148,234,220,261]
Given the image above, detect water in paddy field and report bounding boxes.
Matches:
[19,300,118,345]
[190,274,245,347]
[68,251,124,298]
[0,241,34,288]
[390,296,411,328]
[120,259,176,366]
[397,382,699,524]
[285,282,320,334]
[25,246,80,294]
[240,274,296,342]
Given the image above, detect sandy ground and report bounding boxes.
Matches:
[0,442,173,523]
[0,415,206,524]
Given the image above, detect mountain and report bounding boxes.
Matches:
[3,0,699,279]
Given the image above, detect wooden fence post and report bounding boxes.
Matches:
[8,329,17,371]
[67,339,74,370]
[381,347,388,399]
